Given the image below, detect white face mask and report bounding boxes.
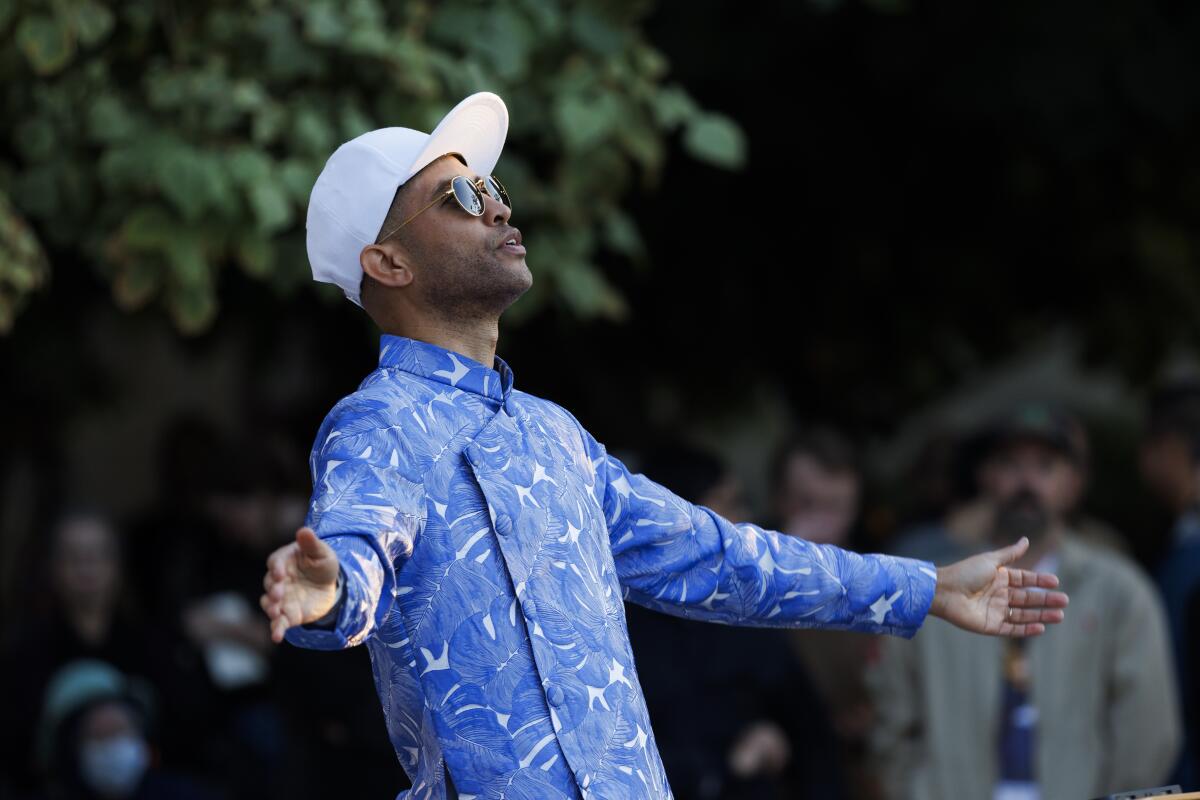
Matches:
[80,734,149,797]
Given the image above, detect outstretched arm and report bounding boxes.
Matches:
[260,400,425,650]
[570,411,1067,639]
[569,415,936,637]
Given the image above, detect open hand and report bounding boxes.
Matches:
[260,526,340,643]
[930,536,1069,637]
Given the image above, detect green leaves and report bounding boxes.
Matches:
[15,14,73,75]
[683,112,747,170]
[14,0,113,75]
[0,0,746,335]
[0,189,50,334]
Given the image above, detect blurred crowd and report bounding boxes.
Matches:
[2,380,1198,800]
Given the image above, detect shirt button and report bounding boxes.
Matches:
[547,685,565,707]
[495,514,513,536]
[521,596,537,619]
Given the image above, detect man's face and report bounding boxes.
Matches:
[775,453,860,545]
[51,516,120,606]
[381,153,531,320]
[978,438,1077,541]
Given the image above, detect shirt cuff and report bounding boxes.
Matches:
[878,554,939,639]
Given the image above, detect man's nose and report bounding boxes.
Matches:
[482,190,511,225]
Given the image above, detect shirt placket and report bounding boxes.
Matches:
[463,406,599,796]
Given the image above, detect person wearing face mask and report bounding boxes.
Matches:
[0,507,211,796]
[34,659,221,800]
[866,404,1183,800]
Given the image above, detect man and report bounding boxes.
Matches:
[1139,380,1200,788]
[767,426,861,546]
[867,405,1181,800]
[766,426,883,800]
[893,410,1128,567]
[258,92,1068,800]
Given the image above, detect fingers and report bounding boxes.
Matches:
[260,581,288,641]
[1007,588,1070,609]
[1005,567,1061,590]
[269,608,291,643]
[261,540,301,644]
[1007,622,1046,638]
[1005,606,1066,625]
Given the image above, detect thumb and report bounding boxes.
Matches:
[295,527,328,560]
[993,535,1029,566]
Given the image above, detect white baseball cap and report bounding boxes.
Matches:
[306,91,509,308]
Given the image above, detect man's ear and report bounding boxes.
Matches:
[360,242,414,289]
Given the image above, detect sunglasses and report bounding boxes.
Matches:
[378,174,511,243]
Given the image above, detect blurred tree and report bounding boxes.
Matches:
[0,0,745,334]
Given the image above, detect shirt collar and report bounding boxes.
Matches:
[378,333,514,405]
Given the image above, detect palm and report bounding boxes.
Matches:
[933,536,1070,637]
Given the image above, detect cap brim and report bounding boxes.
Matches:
[406,91,509,183]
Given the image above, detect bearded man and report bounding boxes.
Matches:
[867,404,1181,800]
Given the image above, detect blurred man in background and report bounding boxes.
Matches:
[624,440,843,800]
[893,409,1128,567]
[768,426,861,546]
[1139,380,1200,789]
[867,404,1181,800]
[766,427,880,800]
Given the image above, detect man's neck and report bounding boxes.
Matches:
[388,318,500,369]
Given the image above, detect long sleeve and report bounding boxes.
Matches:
[570,416,938,638]
[284,404,426,651]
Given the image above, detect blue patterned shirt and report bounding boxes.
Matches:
[284,333,939,800]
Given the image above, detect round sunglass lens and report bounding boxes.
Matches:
[485,176,510,209]
[452,176,485,215]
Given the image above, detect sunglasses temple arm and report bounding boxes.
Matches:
[379,191,448,242]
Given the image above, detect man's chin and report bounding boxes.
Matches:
[484,260,532,311]
[994,507,1049,543]
[501,257,533,291]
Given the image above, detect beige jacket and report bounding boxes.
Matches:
[865,532,1183,800]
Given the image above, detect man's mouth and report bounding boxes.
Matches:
[499,237,526,256]
[497,228,525,255]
